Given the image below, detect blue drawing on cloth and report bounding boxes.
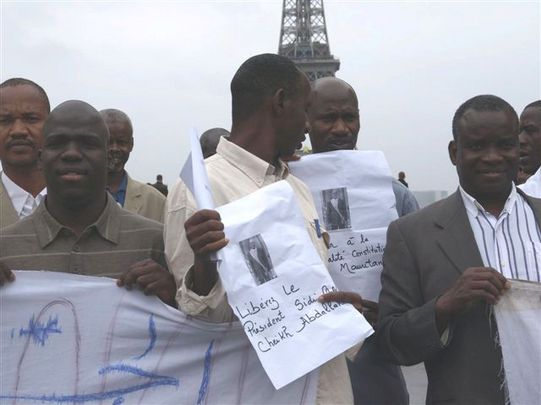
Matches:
[133,314,156,360]
[17,315,61,346]
[0,362,179,403]
[197,340,215,405]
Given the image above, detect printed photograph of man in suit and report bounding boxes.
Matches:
[321,187,351,231]
[239,234,276,286]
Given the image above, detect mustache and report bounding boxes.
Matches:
[6,138,35,148]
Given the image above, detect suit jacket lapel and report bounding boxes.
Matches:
[124,175,142,214]
[435,190,484,274]
[0,179,19,228]
[518,188,541,225]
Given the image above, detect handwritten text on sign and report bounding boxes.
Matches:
[235,283,348,353]
[326,228,387,302]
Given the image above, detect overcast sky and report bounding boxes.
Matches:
[2,0,540,193]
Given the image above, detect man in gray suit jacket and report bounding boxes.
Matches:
[378,95,541,404]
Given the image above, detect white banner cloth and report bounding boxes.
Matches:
[494,280,541,405]
[216,180,373,389]
[0,271,318,404]
[289,151,398,300]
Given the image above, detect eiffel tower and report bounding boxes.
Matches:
[278,0,340,81]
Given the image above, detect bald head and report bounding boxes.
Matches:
[41,100,109,208]
[99,108,133,173]
[307,77,360,153]
[200,127,230,158]
[309,77,358,107]
[44,100,109,142]
[100,109,133,133]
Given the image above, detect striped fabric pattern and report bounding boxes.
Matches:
[460,186,541,282]
[0,194,167,278]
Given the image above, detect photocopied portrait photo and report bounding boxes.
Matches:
[239,234,277,286]
[321,187,352,231]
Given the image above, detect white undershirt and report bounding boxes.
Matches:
[1,172,46,218]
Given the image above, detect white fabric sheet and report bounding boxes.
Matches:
[494,280,541,405]
[216,180,373,389]
[0,271,318,404]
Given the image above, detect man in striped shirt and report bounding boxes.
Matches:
[0,100,176,307]
[377,95,541,404]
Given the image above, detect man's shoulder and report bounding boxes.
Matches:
[117,206,164,232]
[0,214,36,236]
[391,191,459,230]
[127,176,166,202]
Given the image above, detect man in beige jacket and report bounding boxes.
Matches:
[100,109,165,222]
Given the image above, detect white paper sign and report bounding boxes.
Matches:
[0,271,318,404]
[289,151,398,301]
[289,150,398,231]
[216,180,373,389]
[494,280,541,405]
[179,127,214,209]
[327,228,387,302]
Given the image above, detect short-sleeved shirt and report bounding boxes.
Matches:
[0,193,166,277]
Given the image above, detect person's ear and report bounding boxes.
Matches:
[271,88,286,116]
[448,140,458,166]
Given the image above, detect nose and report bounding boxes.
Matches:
[331,118,349,136]
[10,119,30,137]
[482,145,506,165]
[519,132,529,149]
[61,141,83,161]
[108,141,120,152]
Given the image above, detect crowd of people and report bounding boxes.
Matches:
[0,52,540,404]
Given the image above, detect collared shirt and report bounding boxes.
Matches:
[0,194,166,277]
[164,136,352,405]
[108,171,128,207]
[1,172,46,218]
[460,185,541,282]
[519,166,541,197]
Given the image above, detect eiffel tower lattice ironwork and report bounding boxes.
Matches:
[278,0,340,81]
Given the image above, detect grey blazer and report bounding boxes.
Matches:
[377,189,541,404]
[0,179,19,229]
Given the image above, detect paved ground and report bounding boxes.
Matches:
[403,364,428,404]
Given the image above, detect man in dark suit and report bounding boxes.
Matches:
[377,95,541,404]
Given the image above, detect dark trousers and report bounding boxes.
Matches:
[347,335,409,405]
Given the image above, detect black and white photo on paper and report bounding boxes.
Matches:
[321,187,351,231]
[239,234,277,285]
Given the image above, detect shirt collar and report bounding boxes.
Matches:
[216,137,289,187]
[32,193,121,248]
[459,184,517,218]
[1,172,46,216]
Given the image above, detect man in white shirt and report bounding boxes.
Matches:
[165,53,358,404]
[518,100,541,195]
[377,95,541,403]
[0,78,49,228]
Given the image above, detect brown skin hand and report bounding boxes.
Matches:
[184,209,229,296]
[117,258,177,307]
[435,267,510,334]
